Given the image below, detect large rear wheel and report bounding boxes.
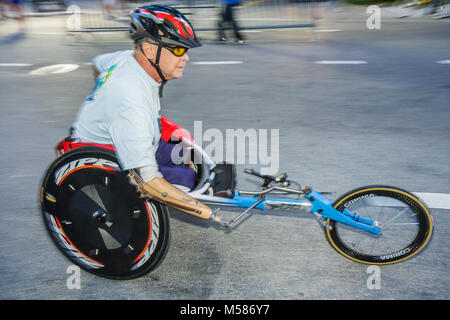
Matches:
[40,147,170,279]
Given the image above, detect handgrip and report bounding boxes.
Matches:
[244,169,261,177]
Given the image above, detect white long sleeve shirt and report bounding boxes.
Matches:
[72,50,162,172]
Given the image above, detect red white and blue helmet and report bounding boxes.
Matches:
[129,5,201,49]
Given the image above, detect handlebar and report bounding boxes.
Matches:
[244,169,289,187]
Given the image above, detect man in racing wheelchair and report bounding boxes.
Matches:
[71,5,212,220]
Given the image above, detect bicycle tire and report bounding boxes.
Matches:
[325,185,434,265]
[40,146,170,280]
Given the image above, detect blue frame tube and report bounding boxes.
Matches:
[305,190,381,235]
[210,190,381,235]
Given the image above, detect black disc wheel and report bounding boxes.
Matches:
[326,185,434,265]
[40,147,170,279]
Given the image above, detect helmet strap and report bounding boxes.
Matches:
[140,43,167,98]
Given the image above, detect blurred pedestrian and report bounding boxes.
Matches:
[0,0,7,19]
[217,0,244,44]
[0,0,5,16]
[118,0,128,15]
[9,0,26,31]
[100,0,116,19]
[430,0,444,13]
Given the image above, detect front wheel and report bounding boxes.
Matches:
[325,185,434,265]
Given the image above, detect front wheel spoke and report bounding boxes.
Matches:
[377,234,396,255]
[383,221,419,233]
[388,207,410,223]
[368,237,380,256]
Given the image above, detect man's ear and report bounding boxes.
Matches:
[92,66,100,80]
[141,42,154,59]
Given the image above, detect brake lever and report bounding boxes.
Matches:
[274,172,288,183]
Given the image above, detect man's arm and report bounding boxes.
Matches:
[91,50,128,80]
[108,106,213,220]
[129,168,212,220]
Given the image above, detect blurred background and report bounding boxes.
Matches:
[0,0,449,34]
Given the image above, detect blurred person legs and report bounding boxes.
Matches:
[118,0,128,15]
[10,0,26,31]
[218,1,244,44]
[430,0,445,13]
[311,0,325,20]
[100,0,116,19]
[0,0,6,19]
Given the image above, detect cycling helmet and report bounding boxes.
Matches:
[129,5,201,49]
[129,5,201,97]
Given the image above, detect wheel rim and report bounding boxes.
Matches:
[327,188,433,264]
[42,153,157,277]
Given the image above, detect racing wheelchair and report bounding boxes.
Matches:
[40,117,434,279]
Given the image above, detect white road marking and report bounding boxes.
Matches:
[0,63,33,67]
[69,43,131,46]
[312,29,342,33]
[414,193,450,210]
[9,174,39,178]
[29,64,79,75]
[314,60,368,65]
[24,11,71,17]
[7,59,447,70]
[191,61,243,65]
[31,32,66,35]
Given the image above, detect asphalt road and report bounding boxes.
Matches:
[0,7,449,300]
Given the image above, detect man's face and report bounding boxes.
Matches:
[145,42,189,81]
